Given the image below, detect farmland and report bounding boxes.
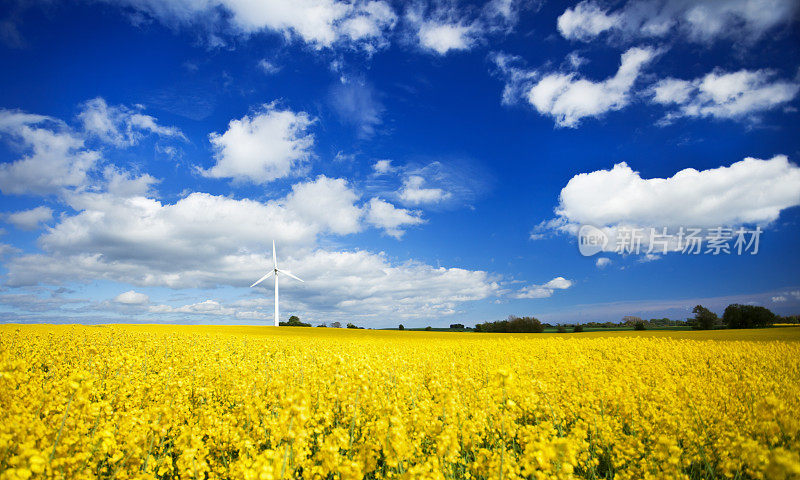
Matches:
[1,324,799,479]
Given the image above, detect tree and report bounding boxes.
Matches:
[425,326,432,331]
[691,305,718,330]
[573,324,584,333]
[475,316,544,333]
[346,323,358,329]
[279,315,311,327]
[449,324,465,330]
[779,315,800,324]
[633,321,646,331]
[317,323,327,327]
[398,324,405,331]
[331,322,342,328]
[622,316,643,326]
[723,304,776,329]
[557,325,567,333]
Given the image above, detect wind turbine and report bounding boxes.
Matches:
[250,240,304,326]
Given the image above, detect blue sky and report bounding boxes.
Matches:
[1,0,799,327]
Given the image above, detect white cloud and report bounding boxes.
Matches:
[596,257,611,268]
[651,69,799,122]
[139,247,500,322]
[557,0,798,44]
[406,5,478,55]
[404,0,530,55]
[78,97,185,147]
[149,299,270,320]
[106,0,398,51]
[328,79,383,138]
[258,59,281,74]
[399,175,452,205]
[514,276,573,299]
[283,175,364,235]
[263,249,498,319]
[417,21,476,54]
[0,101,181,196]
[3,165,499,321]
[0,110,100,195]
[551,155,800,231]
[557,1,619,41]
[525,47,657,127]
[651,77,695,104]
[372,159,394,175]
[772,296,787,303]
[364,197,425,238]
[5,206,53,230]
[114,290,149,305]
[103,166,159,198]
[338,0,397,49]
[483,0,528,30]
[491,52,539,106]
[566,51,587,69]
[201,103,315,184]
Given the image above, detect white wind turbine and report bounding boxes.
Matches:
[250,240,304,326]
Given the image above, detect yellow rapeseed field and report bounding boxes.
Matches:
[1,324,799,480]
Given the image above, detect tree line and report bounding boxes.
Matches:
[280,306,796,331]
[689,304,779,330]
[467,304,792,333]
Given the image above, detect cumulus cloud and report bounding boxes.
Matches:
[114,290,149,305]
[404,0,530,55]
[5,206,53,230]
[201,103,315,184]
[2,169,495,321]
[78,97,185,147]
[557,1,620,41]
[557,0,798,44]
[405,4,478,55]
[651,69,800,123]
[103,0,398,51]
[772,296,787,303]
[149,299,269,320]
[526,47,657,127]
[514,276,573,299]
[364,197,425,238]
[399,175,452,205]
[254,249,498,319]
[2,169,498,321]
[416,21,476,54]
[103,166,159,198]
[283,175,364,235]
[372,159,394,175]
[596,257,611,268]
[0,101,182,196]
[0,110,100,195]
[549,155,800,234]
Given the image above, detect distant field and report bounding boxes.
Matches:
[1,324,799,479]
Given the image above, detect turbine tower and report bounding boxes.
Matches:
[250,240,304,326]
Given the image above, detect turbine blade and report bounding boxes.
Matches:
[250,270,274,288]
[272,240,277,269]
[277,268,304,283]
